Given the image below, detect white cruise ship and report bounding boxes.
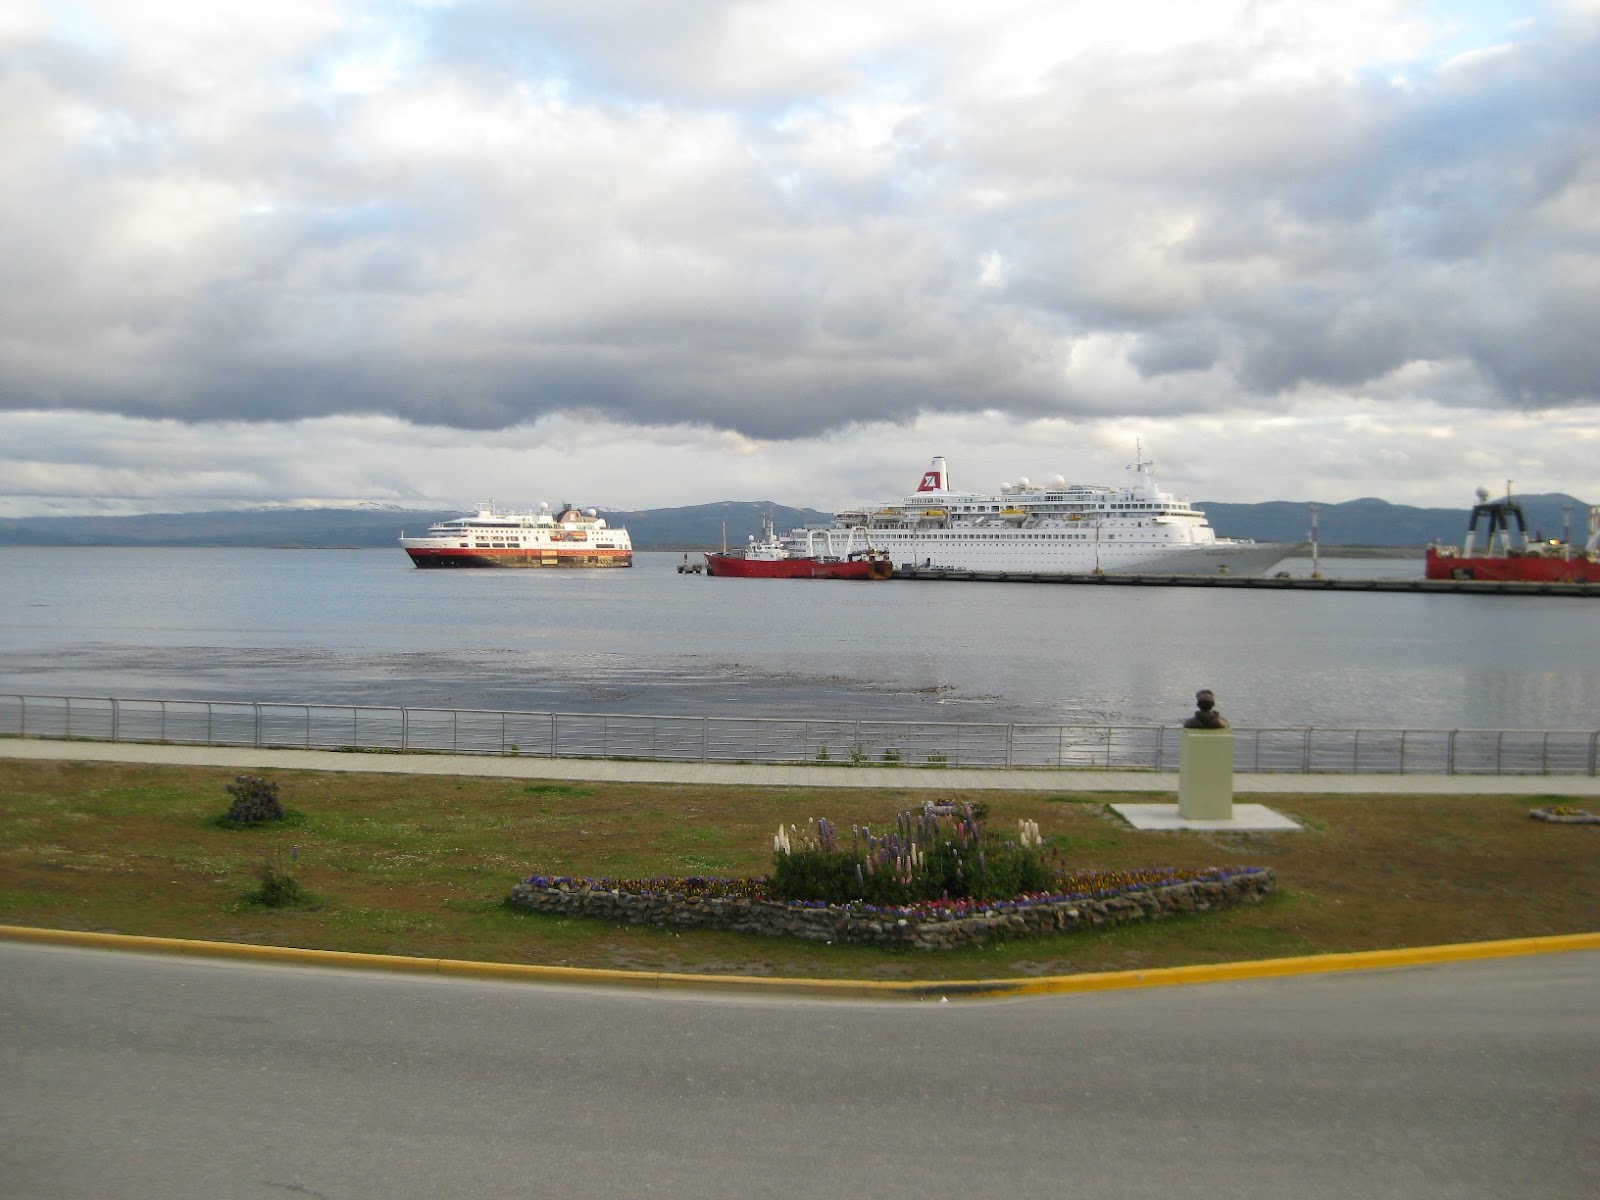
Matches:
[799,452,1292,576]
[400,502,632,568]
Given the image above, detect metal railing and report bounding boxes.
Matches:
[1,693,1595,775]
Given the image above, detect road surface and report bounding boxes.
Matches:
[3,941,1595,1199]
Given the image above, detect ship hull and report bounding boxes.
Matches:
[703,553,891,579]
[405,548,632,568]
[859,532,1293,577]
[1424,550,1600,584]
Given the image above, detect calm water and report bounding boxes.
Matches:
[1,548,1596,731]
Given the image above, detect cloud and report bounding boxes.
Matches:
[3,400,1595,520]
[0,1,1595,511]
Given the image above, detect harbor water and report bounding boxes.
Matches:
[1,548,1595,732]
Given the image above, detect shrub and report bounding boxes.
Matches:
[769,805,1059,906]
[225,775,284,824]
[249,849,307,908]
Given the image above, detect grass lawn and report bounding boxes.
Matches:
[1,758,1595,981]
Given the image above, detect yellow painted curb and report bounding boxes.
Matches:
[3,924,1597,1000]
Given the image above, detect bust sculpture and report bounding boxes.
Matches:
[1183,688,1230,729]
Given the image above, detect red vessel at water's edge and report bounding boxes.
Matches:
[1424,488,1600,583]
[703,550,893,579]
[702,515,893,580]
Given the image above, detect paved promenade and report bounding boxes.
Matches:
[4,736,1597,794]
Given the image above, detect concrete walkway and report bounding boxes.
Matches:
[5,736,1597,795]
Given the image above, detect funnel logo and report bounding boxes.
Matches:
[918,471,942,492]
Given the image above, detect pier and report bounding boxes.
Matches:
[890,568,1599,596]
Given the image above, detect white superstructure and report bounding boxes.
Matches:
[797,451,1292,576]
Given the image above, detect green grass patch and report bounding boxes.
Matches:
[207,808,311,832]
[2,760,1596,980]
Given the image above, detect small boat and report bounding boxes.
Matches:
[703,516,893,580]
[1425,487,1600,583]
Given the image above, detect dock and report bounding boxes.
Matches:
[891,569,1599,596]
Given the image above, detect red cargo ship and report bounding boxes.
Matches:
[703,517,893,580]
[1425,488,1600,583]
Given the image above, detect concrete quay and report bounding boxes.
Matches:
[4,736,1597,795]
[892,568,1600,595]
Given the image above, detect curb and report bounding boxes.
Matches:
[4,924,1596,1001]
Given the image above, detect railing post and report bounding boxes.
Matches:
[1302,728,1312,773]
[254,703,262,748]
[110,697,119,742]
[549,712,558,758]
[160,700,167,745]
[402,708,410,752]
[501,712,507,756]
[702,716,709,763]
[452,709,459,753]
[1005,723,1014,769]
[1447,730,1457,775]
[64,697,72,739]
[18,696,25,738]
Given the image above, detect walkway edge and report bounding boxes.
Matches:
[4,923,1596,1001]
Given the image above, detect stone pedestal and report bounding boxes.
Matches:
[1178,728,1235,819]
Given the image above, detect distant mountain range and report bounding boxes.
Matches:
[0,493,1590,550]
[1196,493,1592,548]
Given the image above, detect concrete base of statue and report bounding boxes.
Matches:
[1178,728,1234,820]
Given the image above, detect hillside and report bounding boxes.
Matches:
[0,493,1589,550]
[0,502,831,551]
[1196,493,1591,547]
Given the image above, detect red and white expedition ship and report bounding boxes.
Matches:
[1425,488,1600,583]
[401,502,632,568]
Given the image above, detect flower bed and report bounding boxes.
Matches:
[1530,805,1600,824]
[506,866,1276,951]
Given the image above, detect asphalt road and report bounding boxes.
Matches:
[3,942,1595,1199]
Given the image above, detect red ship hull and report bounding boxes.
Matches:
[405,548,632,568]
[703,553,892,580]
[1425,549,1600,583]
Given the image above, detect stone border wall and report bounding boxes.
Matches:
[507,868,1275,951]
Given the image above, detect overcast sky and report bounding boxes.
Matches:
[1,0,1596,518]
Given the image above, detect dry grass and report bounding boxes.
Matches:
[1,759,1595,980]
